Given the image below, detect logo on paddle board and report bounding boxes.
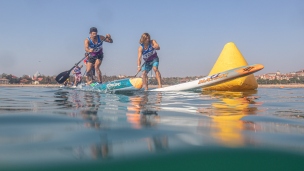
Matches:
[198,73,228,84]
[243,66,254,72]
[236,65,259,74]
[107,82,121,89]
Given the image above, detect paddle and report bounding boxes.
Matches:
[55,56,87,84]
[55,37,107,84]
[134,62,146,77]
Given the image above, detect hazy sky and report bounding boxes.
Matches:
[0,0,303,77]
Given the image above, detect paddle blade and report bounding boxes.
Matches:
[55,71,70,84]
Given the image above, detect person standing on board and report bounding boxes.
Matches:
[84,27,113,84]
[137,33,162,90]
[72,64,83,87]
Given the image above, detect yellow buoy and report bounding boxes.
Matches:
[204,42,258,91]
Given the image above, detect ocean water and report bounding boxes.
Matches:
[0,87,304,171]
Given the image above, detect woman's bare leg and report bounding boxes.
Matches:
[95,59,102,83]
[153,67,162,88]
[86,62,93,84]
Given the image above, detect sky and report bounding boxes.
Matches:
[0,0,303,77]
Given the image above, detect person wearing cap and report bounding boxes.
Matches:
[137,33,162,91]
[84,27,113,84]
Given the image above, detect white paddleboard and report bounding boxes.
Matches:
[150,64,264,91]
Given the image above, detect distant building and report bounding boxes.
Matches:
[296,70,304,77]
[276,70,281,75]
[256,68,304,81]
[34,71,41,78]
[118,74,126,79]
[289,72,297,75]
[0,78,9,84]
[32,71,43,84]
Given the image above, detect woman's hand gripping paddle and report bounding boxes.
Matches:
[134,62,145,77]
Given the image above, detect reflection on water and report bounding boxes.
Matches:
[34,88,304,153]
[196,89,304,150]
[1,87,304,170]
[197,90,262,147]
[126,92,167,152]
[79,92,101,129]
[126,92,161,129]
[90,142,110,159]
[199,90,261,116]
[146,135,168,152]
[52,90,167,160]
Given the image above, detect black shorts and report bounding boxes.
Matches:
[88,53,104,64]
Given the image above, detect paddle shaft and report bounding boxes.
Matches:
[70,56,87,72]
[134,62,146,77]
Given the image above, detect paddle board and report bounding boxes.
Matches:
[150,64,264,91]
[89,77,143,91]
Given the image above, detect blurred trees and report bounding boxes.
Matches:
[2,72,304,85]
[257,77,304,84]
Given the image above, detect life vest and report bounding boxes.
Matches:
[73,67,81,74]
[88,35,103,56]
[141,42,157,62]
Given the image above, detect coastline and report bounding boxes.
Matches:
[257,84,304,88]
[1,84,304,88]
[0,84,61,87]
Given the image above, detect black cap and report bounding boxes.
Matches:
[89,27,98,33]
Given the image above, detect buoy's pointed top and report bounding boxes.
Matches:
[209,42,248,75]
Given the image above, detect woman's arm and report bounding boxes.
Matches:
[84,39,93,52]
[137,46,143,70]
[151,39,160,50]
[100,34,113,43]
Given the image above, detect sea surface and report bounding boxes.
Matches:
[1,86,304,171]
